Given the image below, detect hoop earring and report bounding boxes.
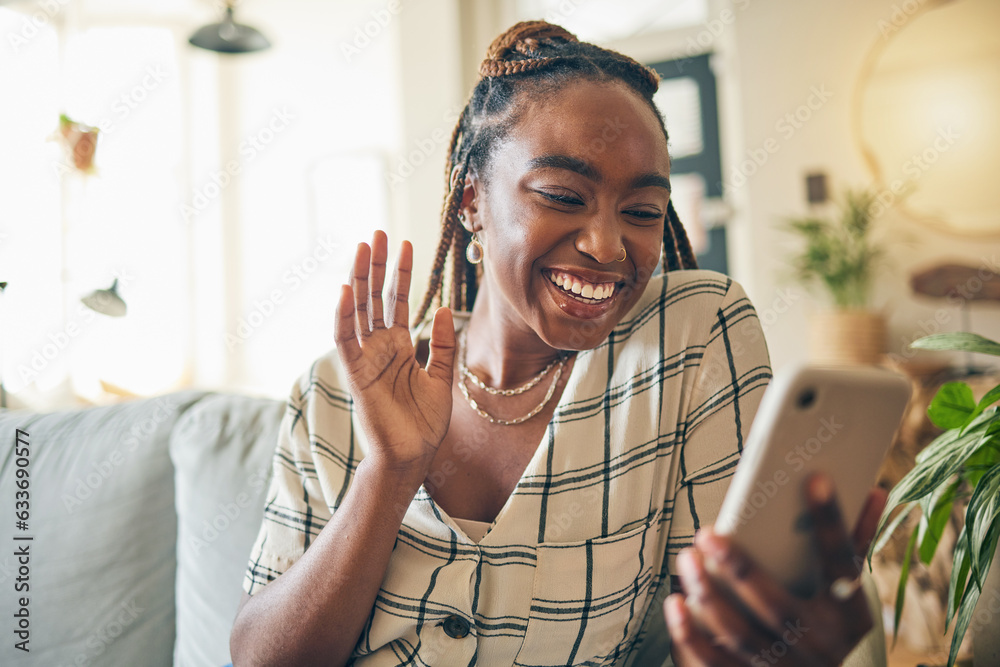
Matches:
[466,232,484,264]
[616,246,627,262]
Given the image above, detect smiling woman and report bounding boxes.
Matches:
[229,20,881,667]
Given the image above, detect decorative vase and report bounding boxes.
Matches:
[809,309,886,366]
[972,545,1000,665]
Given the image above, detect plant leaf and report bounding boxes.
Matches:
[946,577,981,667]
[927,382,976,430]
[893,526,920,647]
[911,332,1000,357]
[965,423,1000,486]
[919,480,959,564]
[945,524,970,629]
[960,386,1000,435]
[945,518,999,667]
[965,464,1000,587]
[886,413,993,510]
[871,502,917,563]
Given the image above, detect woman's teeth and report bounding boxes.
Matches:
[548,271,616,303]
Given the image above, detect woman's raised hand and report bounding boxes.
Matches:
[666,475,887,666]
[335,230,456,476]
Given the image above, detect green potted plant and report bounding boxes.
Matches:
[783,188,889,365]
[870,332,1000,667]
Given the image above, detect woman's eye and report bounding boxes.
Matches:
[539,191,584,206]
[625,209,662,221]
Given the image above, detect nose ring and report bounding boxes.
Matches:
[616,246,627,262]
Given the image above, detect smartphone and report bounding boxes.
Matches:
[714,364,911,598]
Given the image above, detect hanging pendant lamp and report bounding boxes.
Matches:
[81,278,127,317]
[189,2,271,54]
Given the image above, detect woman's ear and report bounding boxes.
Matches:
[450,165,482,234]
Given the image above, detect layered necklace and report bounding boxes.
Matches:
[457,327,569,426]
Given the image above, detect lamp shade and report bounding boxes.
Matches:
[189,6,270,54]
[81,278,127,317]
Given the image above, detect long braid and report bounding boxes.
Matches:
[667,201,699,269]
[414,158,468,325]
[413,19,698,328]
[449,225,465,311]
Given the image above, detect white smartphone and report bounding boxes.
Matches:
[714,364,911,598]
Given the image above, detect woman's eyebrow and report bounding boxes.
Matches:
[630,173,671,193]
[526,154,600,181]
[526,154,670,193]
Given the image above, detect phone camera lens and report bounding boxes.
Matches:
[797,388,817,409]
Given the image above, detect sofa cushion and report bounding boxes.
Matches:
[169,393,284,667]
[0,391,207,666]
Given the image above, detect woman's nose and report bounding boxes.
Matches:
[574,211,623,264]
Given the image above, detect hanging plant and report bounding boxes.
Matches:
[55,114,100,174]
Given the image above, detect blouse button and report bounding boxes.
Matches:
[441,614,471,639]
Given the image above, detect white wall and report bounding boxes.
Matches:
[723,0,1000,371]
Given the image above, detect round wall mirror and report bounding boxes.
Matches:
[853,0,1000,236]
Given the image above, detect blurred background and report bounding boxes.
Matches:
[1,0,998,410]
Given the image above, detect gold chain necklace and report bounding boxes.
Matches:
[457,328,568,426]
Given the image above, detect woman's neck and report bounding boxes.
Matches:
[463,282,567,390]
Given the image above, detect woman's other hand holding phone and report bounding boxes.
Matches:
[666,474,889,666]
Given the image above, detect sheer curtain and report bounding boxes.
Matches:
[0,1,401,409]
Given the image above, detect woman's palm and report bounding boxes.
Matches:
[335,232,456,471]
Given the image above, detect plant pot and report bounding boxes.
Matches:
[972,545,1000,665]
[809,309,886,366]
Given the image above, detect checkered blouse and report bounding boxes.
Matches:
[243,270,772,666]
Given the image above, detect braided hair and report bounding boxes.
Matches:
[413,20,699,327]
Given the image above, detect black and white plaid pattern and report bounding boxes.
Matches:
[244,270,772,666]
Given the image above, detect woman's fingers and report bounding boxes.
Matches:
[693,527,799,638]
[368,230,388,330]
[676,548,775,661]
[351,242,372,336]
[805,475,867,593]
[335,284,362,363]
[425,307,456,383]
[665,594,745,667]
[386,240,413,330]
[805,475,872,640]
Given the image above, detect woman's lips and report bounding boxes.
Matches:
[543,269,622,319]
[546,269,616,301]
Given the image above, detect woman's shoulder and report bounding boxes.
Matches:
[625,269,753,332]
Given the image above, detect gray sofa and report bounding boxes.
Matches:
[0,391,285,666]
[0,390,887,666]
